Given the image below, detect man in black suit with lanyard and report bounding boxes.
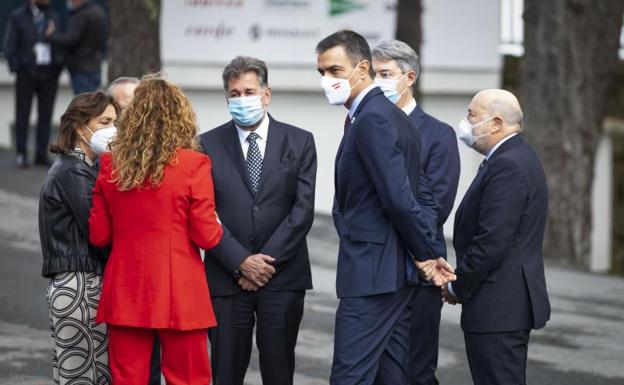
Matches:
[4,0,62,167]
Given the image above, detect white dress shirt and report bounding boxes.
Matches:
[348,84,377,121]
[401,98,417,116]
[236,113,269,160]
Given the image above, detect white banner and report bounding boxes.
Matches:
[161,0,397,66]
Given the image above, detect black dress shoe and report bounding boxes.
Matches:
[15,154,30,168]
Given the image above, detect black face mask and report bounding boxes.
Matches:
[35,2,49,11]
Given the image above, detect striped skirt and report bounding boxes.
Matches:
[46,271,111,385]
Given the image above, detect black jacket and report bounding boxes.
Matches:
[46,1,106,72]
[3,5,63,76]
[39,154,108,278]
[200,115,317,296]
[453,135,550,333]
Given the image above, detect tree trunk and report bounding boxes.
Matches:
[521,0,624,268]
[106,0,161,82]
[395,0,422,102]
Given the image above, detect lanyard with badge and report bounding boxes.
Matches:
[33,11,52,66]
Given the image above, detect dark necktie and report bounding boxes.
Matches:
[246,132,263,192]
[34,12,46,38]
[479,158,488,172]
[344,114,352,133]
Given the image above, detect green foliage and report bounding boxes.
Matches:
[144,0,160,22]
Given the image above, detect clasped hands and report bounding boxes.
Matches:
[237,253,275,291]
[414,257,459,304]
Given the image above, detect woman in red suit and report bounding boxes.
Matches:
[89,75,223,385]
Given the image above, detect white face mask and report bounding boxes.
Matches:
[375,74,408,104]
[320,63,362,106]
[457,116,494,148]
[83,124,117,155]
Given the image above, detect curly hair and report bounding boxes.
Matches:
[110,74,200,191]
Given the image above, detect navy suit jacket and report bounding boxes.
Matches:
[200,116,317,296]
[333,87,443,298]
[408,104,460,227]
[3,5,63,76]
[453,134,550,333]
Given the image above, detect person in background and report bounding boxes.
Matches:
[4,0,63,167]
[89,75,223,385]
[372,39,461,385]
[45,0,106,94]
[39,91,119,385]
[107,77,140,112]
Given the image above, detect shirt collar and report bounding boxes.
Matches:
[70,147,94,167]
[236,112,270,142]
[401,98,417,115]
[486,133,518,160]
[348,83,377,120]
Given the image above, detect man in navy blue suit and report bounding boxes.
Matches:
[372,40,461,385]
[4,0,63,167]
[315,30,455,385]
[444,89,550,385]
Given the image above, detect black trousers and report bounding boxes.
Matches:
[464,329,531,385]
[408,284,442,385]
[208,290,305,385]
[15,68,59,160]
[330,286,414,385]
[147,335,161,385]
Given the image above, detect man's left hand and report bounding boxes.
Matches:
[238,277,259,292]
[415,257,457,287]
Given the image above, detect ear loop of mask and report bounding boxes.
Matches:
[396,73,411,98]
[348,61,365,90]
[79,123,93,147]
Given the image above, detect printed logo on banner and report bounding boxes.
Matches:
[162,0,397,65]
[263,0,312,9]
[184,0,244,7]
[185,23,235,40]
[249,24,320,42]
[330,0,365,16]
[249,24,262,41]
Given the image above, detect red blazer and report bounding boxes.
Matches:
[89,149,223,330]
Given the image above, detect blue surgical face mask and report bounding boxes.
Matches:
[227,95,265,127]
[375,74,408,104]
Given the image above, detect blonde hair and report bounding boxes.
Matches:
[110,74,200,191]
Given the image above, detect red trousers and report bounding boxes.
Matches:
[108,326,211,385]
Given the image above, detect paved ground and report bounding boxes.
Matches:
[0,148,623,385]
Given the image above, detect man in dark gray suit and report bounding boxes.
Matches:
[200,56,317,385]
[445,89,550,385]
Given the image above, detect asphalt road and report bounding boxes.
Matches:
[1,149,623,385]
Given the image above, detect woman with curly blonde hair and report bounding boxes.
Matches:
[89,75,223,385]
